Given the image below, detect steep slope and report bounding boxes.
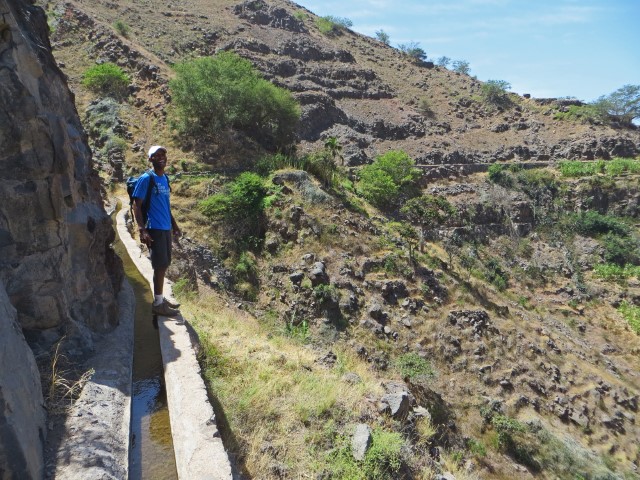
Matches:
[34,0,640,478]
[43,0,639,168]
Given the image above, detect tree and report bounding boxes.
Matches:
[169,52,300,150]
[481,80,512,107]
[594,84,640,125]
[375,29,390,45]
[357,150,421,209]
[436,56,451,68]
[451,60,470,75]
[398,41,427,63]
[324,136,343,165]
[401,194,457,247]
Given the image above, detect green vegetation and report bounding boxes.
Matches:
[375,30,390,45]
[593,263,640,282]
[396,352,435,380]
[357,150,421,209]
[559,158,640,177]
[316,15,352,35]
[113,20,130,37]
[451,59,470,75]
[199,172,267,244]
[553,104,606,124]
[397,41,427,63]
[169,52,300,150]
[617,302,640,334]
[81,63,130,98]
[436,56,451,68]
[481,79,512,107]
[327,427,404,479]
[594,84,640,125]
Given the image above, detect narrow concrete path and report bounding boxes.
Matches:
[116,203,233,480]
[47,281,134,479]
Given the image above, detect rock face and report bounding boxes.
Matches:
[0,281,46,480]
[0,0,122,336]
[0,1,123,476]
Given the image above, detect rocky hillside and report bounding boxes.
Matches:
[42,0,639,171]
[17,0,640,478]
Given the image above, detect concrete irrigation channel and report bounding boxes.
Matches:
[116,203,232,480]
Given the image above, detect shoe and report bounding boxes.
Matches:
[152,301,180,317]
[164,298,181,309]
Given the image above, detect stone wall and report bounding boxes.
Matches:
[0,281,45,480]
[0,0,122,337]
[0,1,123,477]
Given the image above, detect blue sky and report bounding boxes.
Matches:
[295,0,639,102]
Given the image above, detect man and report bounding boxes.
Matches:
[132,145,182,317]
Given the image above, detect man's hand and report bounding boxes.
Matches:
[172,226,182,243]
[139,228,153,247]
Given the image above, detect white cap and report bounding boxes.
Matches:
[148,145,167,159]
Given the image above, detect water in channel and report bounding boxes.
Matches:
[113,221,177,479]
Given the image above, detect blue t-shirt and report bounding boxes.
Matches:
[132,171,172,230]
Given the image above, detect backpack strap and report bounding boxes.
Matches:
[141,169,156,227]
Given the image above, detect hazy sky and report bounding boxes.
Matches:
[294,0,639,102]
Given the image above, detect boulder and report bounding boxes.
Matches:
[0,281,45,479]
[351,424,371,461]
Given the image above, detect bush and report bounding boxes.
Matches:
[571,211,630,237]
[436,56,451,68]
[398,41,427,63]
[451,60,470,75]
[481,80,511,107]
[553,104,606,124]
[169,52,300,150]
[113,20,130,37]
[396,353,435,380]
[82,63,130,98]
[558,160,605,177]
[602,232,640,266]
[316,15,352,35]
[594,84,640,125]
[375,30,390,45]
[357,150,421,209]
[618,302,640,334]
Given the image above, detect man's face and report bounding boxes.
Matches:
[150,150,167,169]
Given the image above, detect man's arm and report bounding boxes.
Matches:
[133,198,152,246]
[170,213,181,238]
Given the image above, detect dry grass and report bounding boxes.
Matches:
[181,291,385,478]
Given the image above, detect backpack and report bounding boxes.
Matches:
[126,170,171,226]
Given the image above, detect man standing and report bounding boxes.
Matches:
[132,145,181,317]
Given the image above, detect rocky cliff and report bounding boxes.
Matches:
[0,0,123,477]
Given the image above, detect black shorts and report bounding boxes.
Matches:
[148,229,172,270]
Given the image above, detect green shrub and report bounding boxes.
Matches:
[594,263,640,281]
[326,428,404,479]
[315,15,352,35]
[487,164,514,187]
[398,42,427,63]
[602,232,640,266]
[396,353,435,380]
[481,80,511,107]
[313,284,340,304]
[375,29,390,45]
[485,257,509,290]
[451,60,470,75]
[605,157,640,175]
[113,20,130,37]
[570,211,630,237]
[357,150,421,209]
[199,172,267,242]
[82,63,130,98]
[558,160,605,177]
[169,52,300,150]
[553,104,605,124]
[305,150,337,187]
[617,302,640,334]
